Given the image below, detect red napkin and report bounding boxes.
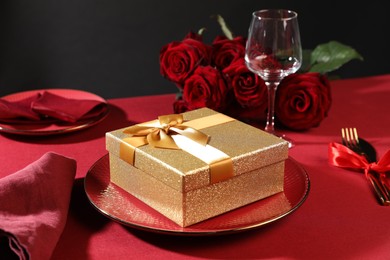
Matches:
[0,152,76,260]
[0,91,106,124]
[32,91,106,123]
[0,94,41,121]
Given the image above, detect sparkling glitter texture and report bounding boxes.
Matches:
[106,108,288,227]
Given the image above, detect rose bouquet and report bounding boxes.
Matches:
[159,15,363,131]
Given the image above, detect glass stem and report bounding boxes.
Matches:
[264,81,280,134]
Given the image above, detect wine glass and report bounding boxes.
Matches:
[245,9,302,147]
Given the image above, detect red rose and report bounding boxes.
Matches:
[259,53,282,70]
[223,59,267,108]
[173,98,189,113]
[245,47,282,72]
[159,37,211,87]
[222,59,268,122]
[275,72,332,131]
[182,66,229,111]
[212,36,246,69]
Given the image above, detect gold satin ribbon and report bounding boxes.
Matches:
[119,113,235,184]
[123,114,209,149]
[209,157,234,183]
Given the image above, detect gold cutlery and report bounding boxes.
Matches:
[341,127,390,206]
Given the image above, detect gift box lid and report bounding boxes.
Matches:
[106,108,288,192]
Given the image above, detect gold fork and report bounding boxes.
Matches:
[341,127,390,206]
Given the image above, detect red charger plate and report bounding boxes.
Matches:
[84,154,310,235]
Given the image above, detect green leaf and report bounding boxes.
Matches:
[300,49,313,73]
[309,41,364,74]
[213,14,234,40]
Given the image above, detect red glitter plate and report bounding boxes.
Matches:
[0,89,109,135]
[84,154,310,236]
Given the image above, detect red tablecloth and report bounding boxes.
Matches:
[1,74,390,259]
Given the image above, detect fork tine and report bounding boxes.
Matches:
[341,127,360,149]
[341,128,347,145]
[346,128,351,143]
[348,127,360,149]
[341,127,353,147]
[352,127,360,145]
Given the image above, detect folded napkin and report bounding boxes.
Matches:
[0,90,106,124]
[0,152,76,260]
[0,93,42,121]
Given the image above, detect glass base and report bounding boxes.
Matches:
[271,132,294,149]
[264,124,294,149]
[281,134,295,149]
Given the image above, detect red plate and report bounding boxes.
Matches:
[0,89,109,135]
[84,154,310,235]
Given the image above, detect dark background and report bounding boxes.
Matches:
[0,1,388,99]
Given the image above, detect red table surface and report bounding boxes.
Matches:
[1,74,390,259]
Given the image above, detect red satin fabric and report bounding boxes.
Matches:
[328,142,390,175]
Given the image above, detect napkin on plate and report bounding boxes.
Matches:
[0,93,42,121]
[0,90,106,124]
[0,152,76,260]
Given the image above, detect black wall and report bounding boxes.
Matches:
[0,1,388,99]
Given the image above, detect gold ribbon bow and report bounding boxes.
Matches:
[123,114,209,149]
[119,112,235,184]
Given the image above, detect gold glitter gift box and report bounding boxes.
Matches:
[106,107,289,227]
